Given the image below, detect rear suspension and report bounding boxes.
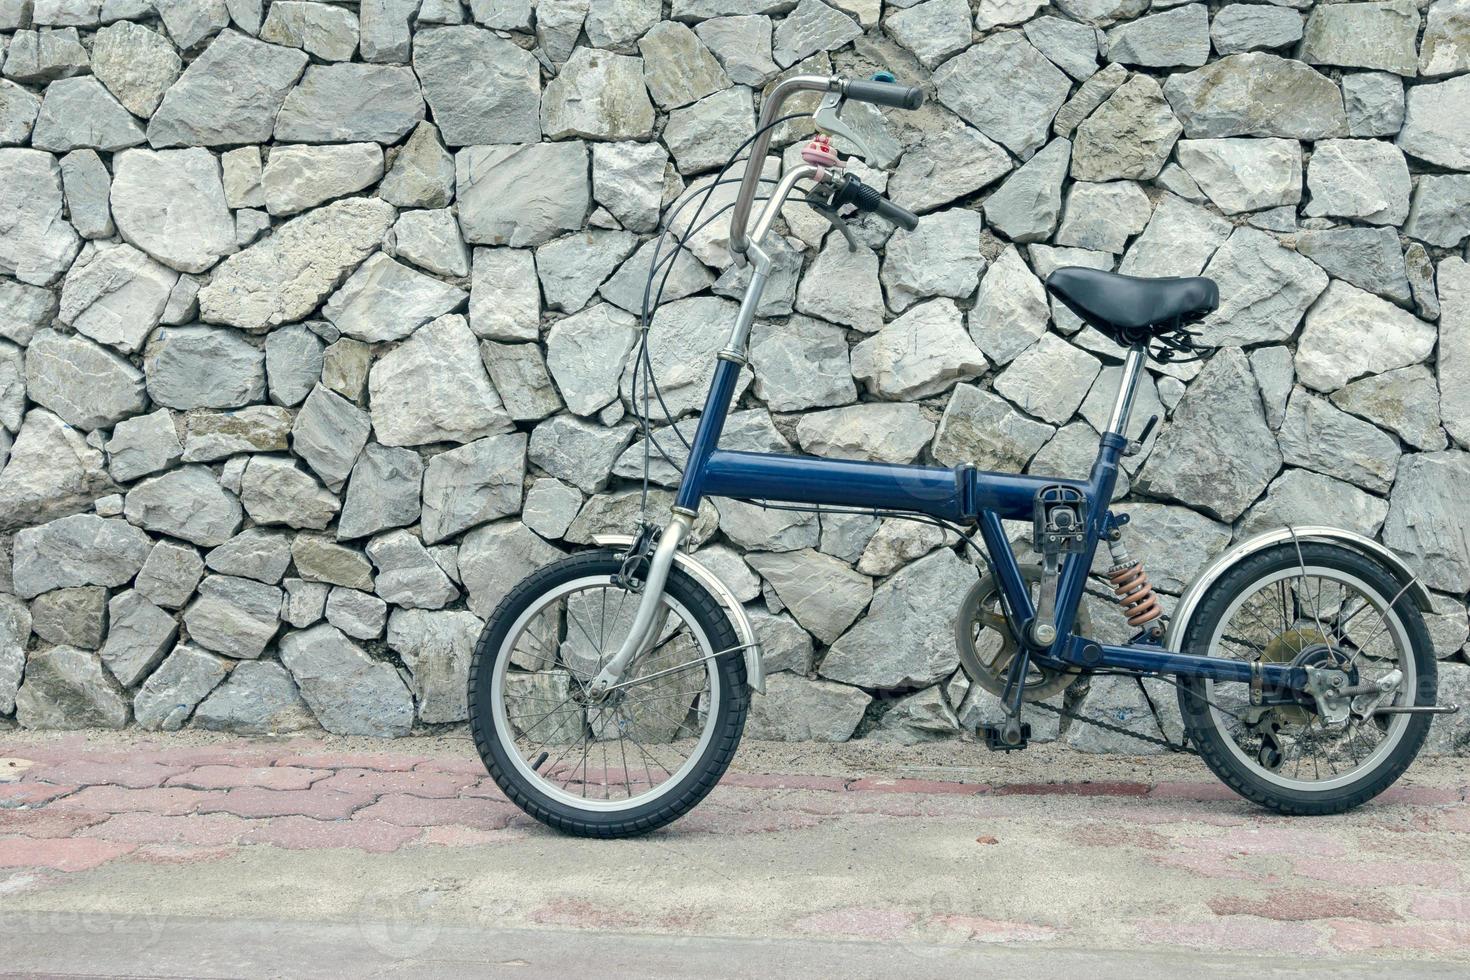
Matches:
[1105,536,1164,640]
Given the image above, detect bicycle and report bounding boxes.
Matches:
[466,74,1454,838]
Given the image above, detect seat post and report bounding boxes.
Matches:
[1106,345,1147,437]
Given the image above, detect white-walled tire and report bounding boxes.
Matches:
[1176,543,1435,815]
[468,552,748,838]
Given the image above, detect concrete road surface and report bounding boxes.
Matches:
[2,729,1468,977]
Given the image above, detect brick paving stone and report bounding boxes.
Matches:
[528,897,643,930]
[273,751,430,772]
[1375,785,1463,806]
[791,907,917,941]
[49,785,217,816]
[351,793,518,831]
[1409,892,1470,920]
[1148,850,1266,881]
[1426,806,1470,832]
[720,773,850,792]
[1328,919,1470,953]
[411,758,490,776]
[845,777,989,795]
[1144,780,1239,801]
[194,787,375,821]
[310,768,475,798]
[1202,825,1348,857]
[0,782,79,807]
[23,760,189,788]
[165,765,330,791]
[458,778,511,801]
[241,815,420,853]
[82,810,252,846]
[929,914,1059,943]
[0,737,110,765]
[1208,888,1399,924]
[0,837,137,872]
[992,780,1151,797]
[0,808,107,838]
[1136,916,1324,956]
[138,747,287,768]
[1293,856,1458,888]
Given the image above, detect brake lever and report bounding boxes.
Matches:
[812,90,875,164]
[809,201,859,252]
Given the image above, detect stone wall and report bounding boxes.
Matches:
[0,0,1467,751]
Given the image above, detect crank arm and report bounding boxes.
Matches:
[1029,552,1059,646]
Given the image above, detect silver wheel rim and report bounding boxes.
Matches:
[489,575,722,813]
[1205,565,1415,793]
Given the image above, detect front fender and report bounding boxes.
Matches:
[1164,525,1433,653]
[591,535,766,694]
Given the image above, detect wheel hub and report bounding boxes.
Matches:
[1241,642,1356,734]
[1262,626,1330,664]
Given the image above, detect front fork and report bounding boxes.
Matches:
[593,167,823,693]
[588,511,693,694]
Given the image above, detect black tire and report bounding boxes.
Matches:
[468,551,748,838]
[1176,542,1435,815]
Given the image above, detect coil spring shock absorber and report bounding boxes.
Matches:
[1105,537,1163,639]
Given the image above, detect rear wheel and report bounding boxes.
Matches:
[468,552,748,838]
[1177,543,1435,815]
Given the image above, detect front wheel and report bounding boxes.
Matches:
[1177,542,1435,815]
[468,551,748,838]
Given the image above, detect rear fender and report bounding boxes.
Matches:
[1164,525,1433,653]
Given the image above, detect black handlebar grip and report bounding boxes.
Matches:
[870,195,920,231]
[843,79,925,110]
[835,175,921,231]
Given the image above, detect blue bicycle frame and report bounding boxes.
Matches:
[583,127,1309,704]
[670,345,1306,697]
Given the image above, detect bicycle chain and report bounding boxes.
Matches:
[1029,697,1198,756]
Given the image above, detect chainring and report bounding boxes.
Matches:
[955,565,1089,702]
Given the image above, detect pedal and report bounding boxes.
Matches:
[983,722,1031,752]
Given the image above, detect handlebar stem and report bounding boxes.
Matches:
[728,75,840,263]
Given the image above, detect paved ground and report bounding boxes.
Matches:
[2,729,1468,978]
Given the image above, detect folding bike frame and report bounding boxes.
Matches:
[586,82,1315,714]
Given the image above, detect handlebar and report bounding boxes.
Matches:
[865,192,920,232]
[842,79,925,110]
[729,75,839,260]
[728,74,925,261]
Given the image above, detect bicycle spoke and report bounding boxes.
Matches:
[599,587,608,655]
[514,626,560,670]
[516,701,585,755]
[492,576,718,809]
